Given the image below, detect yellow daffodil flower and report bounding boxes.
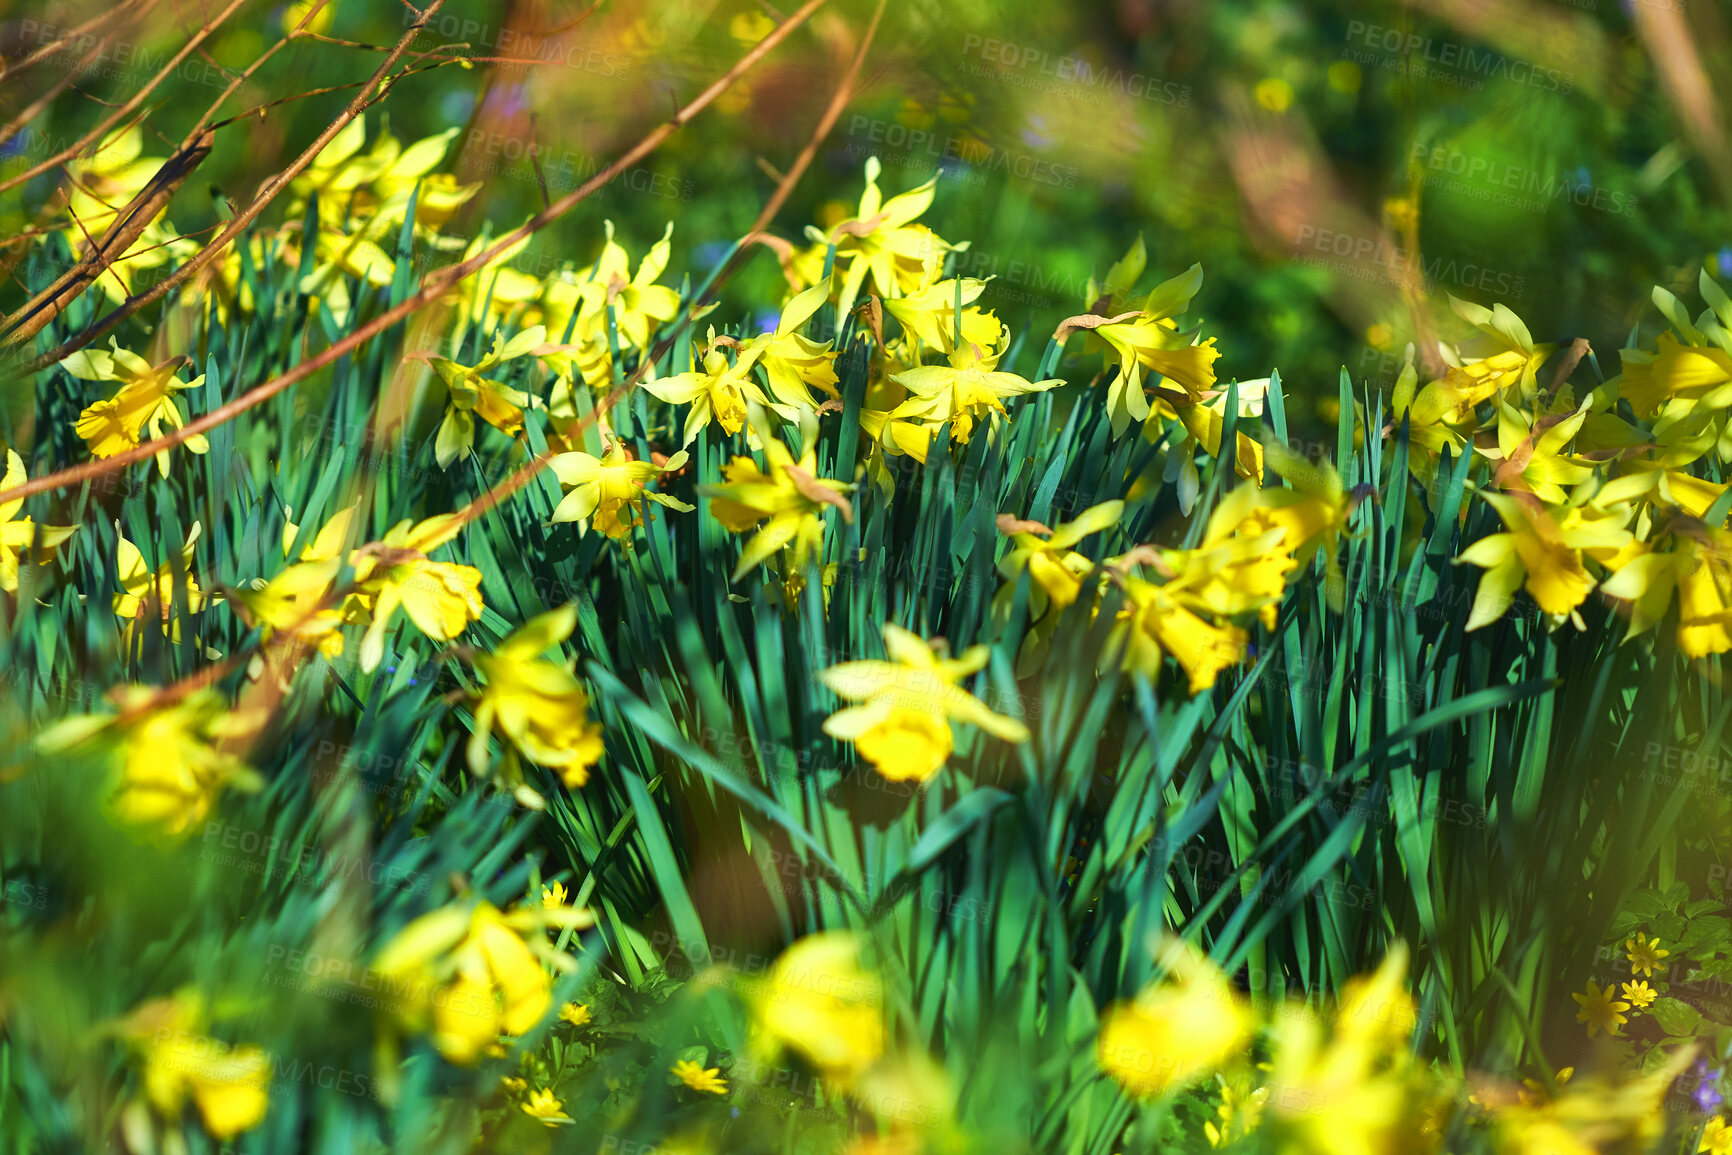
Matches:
[576,220,683,354]
[350,514,485,673]
[1263,948,1420,1155]
[1436,294,1554,409]
[749,932,884,1088]
[372,898,592,1066]
[37,685,265,842]
[66,340,209,474]
[1601,522,1732,657]
[820,157,945,317]
[1477,393,1594,502]
[547,441,692,538]
[1081,263,1220,437]
[466,604,605,803]
[734,279,842,411]
[889,323,1063,444]
[1457,491,1628,630]
[1107,573,1249,695]
[233,503,365,661]
[423,325,545,468]
[61,126,196,304]
[699,423,853,581]
[881,277,999,354]
[643,329,786,445]
[819,622,1029,782]
[114,521,212,649]
[1096,941,1252,1098]
[994,501,1123,623]
[1702,1115,1732,1155]
[287,117,478,237]
[0,450,78,593]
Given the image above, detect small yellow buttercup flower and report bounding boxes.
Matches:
[521,1087,572,1126]
[1571,980,1629,1037]
[1621,980,1656,1010]
[559,1002,591,1027]
[1626,934,1670,978]
[671,1059,728,1095]
[542,881,569,909]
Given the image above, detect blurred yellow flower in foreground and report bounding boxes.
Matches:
[1096,941,1252,1098]
[38,686,264,841]
[467,604,605,803]
[113,991,270,1144]
[373,898,592,1066]
[750,932,884,1089]
[820,623,1029,782]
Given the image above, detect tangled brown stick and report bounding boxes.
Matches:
[0,0,830,507]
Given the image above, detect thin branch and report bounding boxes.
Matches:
[0,0,155,80]
[0,0,248,198]
[12,0,451,363]
[0,0,832,505]
[0,36,114,151]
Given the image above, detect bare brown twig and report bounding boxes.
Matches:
[0,0,248,199]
